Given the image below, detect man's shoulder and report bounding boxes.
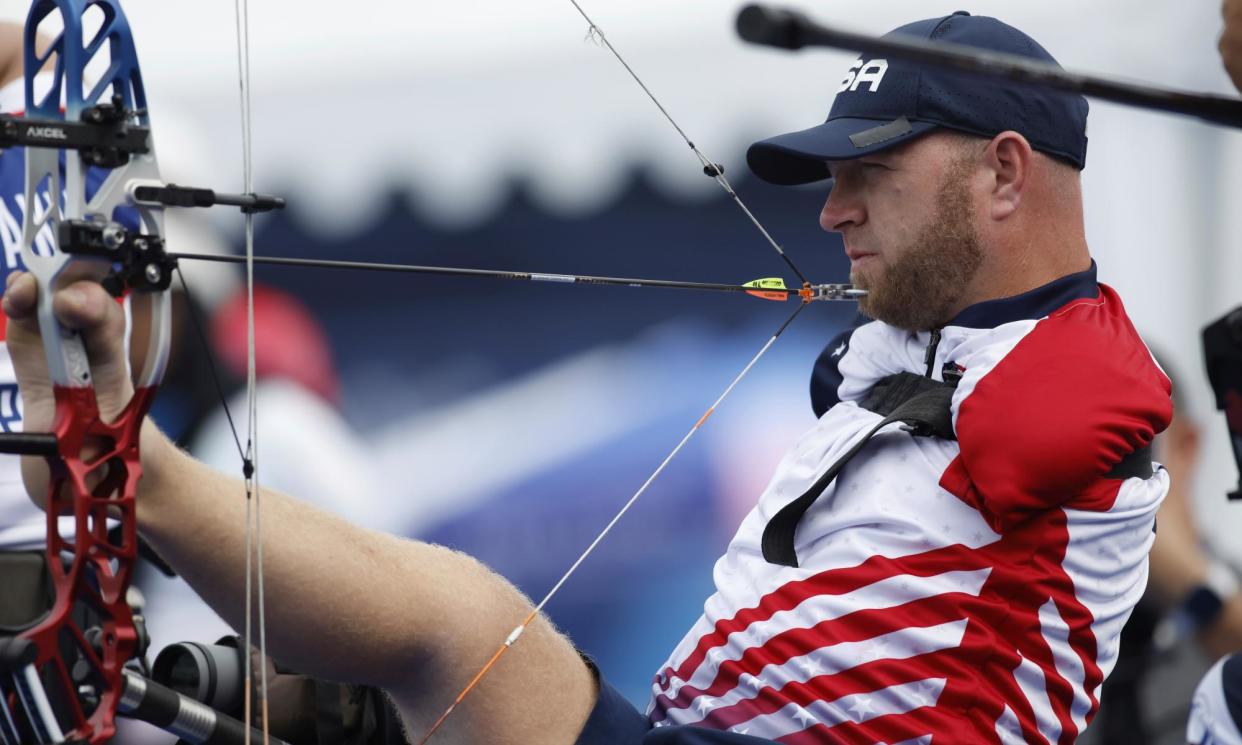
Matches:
[959,282,1163,403]
[948,282,1172,516]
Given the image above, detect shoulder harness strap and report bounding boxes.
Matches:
[761,372,958,567]
[762,368,1157,567]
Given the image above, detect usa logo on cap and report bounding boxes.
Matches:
[748,11,1090,185]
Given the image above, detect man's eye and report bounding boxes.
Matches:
[862,162,889,170]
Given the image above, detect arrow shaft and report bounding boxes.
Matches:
[170,251,802,298]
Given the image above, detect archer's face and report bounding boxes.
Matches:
[820,133,985,332]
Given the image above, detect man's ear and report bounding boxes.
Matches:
[983,131,1032,220]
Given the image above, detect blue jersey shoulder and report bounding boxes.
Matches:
[809,327,857,418]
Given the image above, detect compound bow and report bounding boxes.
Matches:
[0,2,279,743]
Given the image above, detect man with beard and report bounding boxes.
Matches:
[3,11,1172,745]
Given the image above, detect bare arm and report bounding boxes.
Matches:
[3,273,595,744]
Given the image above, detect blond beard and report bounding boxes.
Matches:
[852,160,984,332]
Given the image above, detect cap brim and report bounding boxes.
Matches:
[747,117,939,185]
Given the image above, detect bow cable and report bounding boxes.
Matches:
[233,0,271,741]
[568,0,809,286]
[174,266,250,476]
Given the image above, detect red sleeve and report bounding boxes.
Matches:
[941,287,1172,533]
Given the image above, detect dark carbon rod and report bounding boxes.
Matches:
[736,4,1242,129]
[171,252,801,298]
[0,433,58,456]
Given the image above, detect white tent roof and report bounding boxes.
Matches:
[2,0,1241,559]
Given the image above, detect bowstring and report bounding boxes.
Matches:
[233,0,270,742]
[417,4,824,741]
[208,2,822,741]
[569,0,808,286]
[174,267,249,465]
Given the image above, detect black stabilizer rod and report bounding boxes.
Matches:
[735,4,1242,130]
[0,637,36,671]
[131,184,286,214]
[119,671,291,745]
[0,433,58,457]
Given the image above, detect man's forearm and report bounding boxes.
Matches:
[134,426,530,696]
[4,272,596,743]
[135,432,599,743]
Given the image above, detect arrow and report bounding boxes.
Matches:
[170,252,867,302]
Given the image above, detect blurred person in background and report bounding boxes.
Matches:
[1186,653,1242,744]
[1145,402,1242,660]
[1089,360,1242,743]
[1152,11,1242,745]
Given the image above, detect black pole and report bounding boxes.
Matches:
[0,433,58,457]
[735,4,1242,130]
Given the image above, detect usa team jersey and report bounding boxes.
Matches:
[649,264,1172,744]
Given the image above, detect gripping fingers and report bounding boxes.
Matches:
[51,280,120,332]
[52,280,136,420]
[2,270,37,319]
[4,276,134,422]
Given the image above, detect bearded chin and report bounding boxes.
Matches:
[851,166,984,332]
[852,234,984,331]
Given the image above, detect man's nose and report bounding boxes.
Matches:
[819,179,864,232]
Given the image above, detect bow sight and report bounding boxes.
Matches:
[0,91,283,300]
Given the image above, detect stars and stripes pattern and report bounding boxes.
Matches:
[651,270,1172,744]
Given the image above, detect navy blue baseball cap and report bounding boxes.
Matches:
[747,11,1089,185]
